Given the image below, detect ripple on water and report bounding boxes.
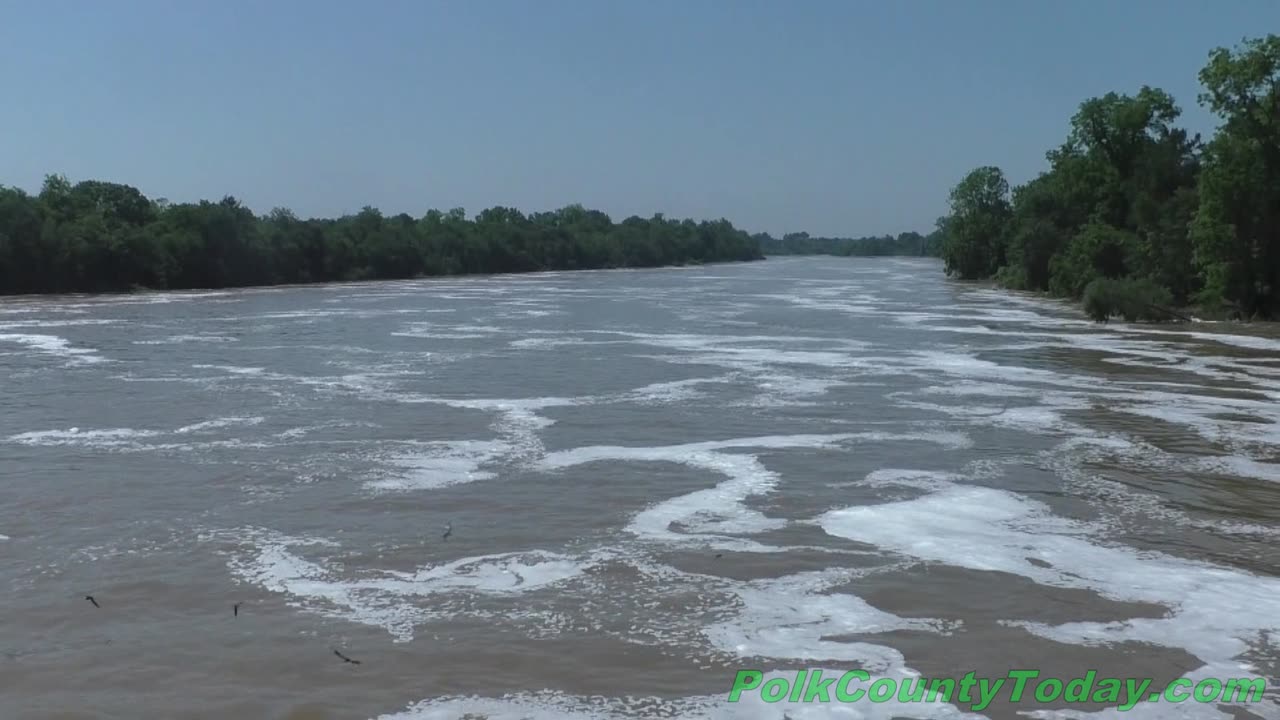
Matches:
[7,260,1280,720]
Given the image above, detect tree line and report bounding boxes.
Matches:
[754,230,944,258]
[0,179,765,295]
[937,34,1280,321]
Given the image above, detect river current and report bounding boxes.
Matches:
[2,257,1279,719]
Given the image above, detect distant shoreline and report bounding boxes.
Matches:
[0,255,766,302]
[0,174,765,297]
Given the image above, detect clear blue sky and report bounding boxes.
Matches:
[0,1,1274,237]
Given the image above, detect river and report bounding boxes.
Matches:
[2,256,1279,719]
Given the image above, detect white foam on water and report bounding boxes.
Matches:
[519,331,890,408]
[5,419,292,455]
[322,292,413,303]
[1067,332,1257,368]
[0,332,104,364]
[174,416,265,434]
[182,361,396,401]
[636,348,862,377]
[962,287,1076,311]
[497,309,560,318]
[617,376,732,404]
[697,348,860,368]
[376,551,584,594]
[272,420,379,440]
[373,671,983,719]
[539,436,845,549]
[357,390,656,493]
[1101,387,1280,459]
[587,330,870,352]
[1194,456,1280,483]
[631,451,789,546]
[758,293,880,317]
[400,393,578,442]
[6,427,162,447]
[248,308,422,320]
[48,290,234,309]
[1017,660,1280,719]
[233,539,421,636]
[763,289,1095,332]
[754,374,848,397]
[540,434,869,472]
[383,379,797,494]
[539,433,971,551]
[501,298,563,308]
[364,441,506,491]
[908,342,1280,427]
[739,395,821,409]
[912,324,1116,344]
[392,322,515,340]
[850,430,974,451]
[705,567,960,667]
[673,306,758,325]
[892,398,1087,435]
[895,308,1054,326]
[1124,326,1280,353]
[133,334,238,345]
[237,342,393,355]
[224,529,592,642]
[818,474,1280,718]
[908,351,1091,390]
[508,336,642,351]
[392,330,491,340]
[915,381,1044,399]
[0,534,9,541]
[509,337,596,350]
[141,290,231,302]
[858,468,958,490]
[1040,434,1280,539]
[1073,334,1280,390]
[0,318,119,329]
[192,363,266,376]
[0,305,57,315]
[446,397,576,460]
[1136,355,1280,391]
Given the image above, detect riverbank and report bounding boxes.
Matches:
[934,34,1279,322]
[0,257,764,304]
[979,277,1276,326]
[0,175,763,296]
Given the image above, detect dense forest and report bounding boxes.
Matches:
[754,230,944,257]
[0,181,763,295]
[937,34,1280,322]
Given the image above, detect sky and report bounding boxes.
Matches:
[0,1,1275,238]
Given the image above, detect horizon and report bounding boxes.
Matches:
[1,0,1272,239]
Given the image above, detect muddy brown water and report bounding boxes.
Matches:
[2,257,1279,719]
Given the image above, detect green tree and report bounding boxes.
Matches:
[940,166,1011,279]
[0,176,767,295]
[1191,34,1280,317]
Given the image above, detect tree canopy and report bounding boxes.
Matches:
[754,229,944,258]
[937,33,1280,320]
[0,184,765,295]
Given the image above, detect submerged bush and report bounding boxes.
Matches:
[1082,277,1175,322]
[994,264,1028,290]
